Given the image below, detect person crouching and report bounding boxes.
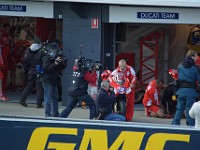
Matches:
[96,81,125,121]
[143,79,168,118]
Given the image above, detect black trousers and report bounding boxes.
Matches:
[20,74,44,106]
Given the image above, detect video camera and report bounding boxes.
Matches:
[74,57,102,72]
[40,42,67,65]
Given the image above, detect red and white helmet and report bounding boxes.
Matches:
[101,70,112,81]
[168,69,178,80]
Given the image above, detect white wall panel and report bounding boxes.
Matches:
[109,6,200,24]
[38,0,200,7]
[0,1,53,18]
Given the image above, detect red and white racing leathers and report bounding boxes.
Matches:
[109,65,137,121]
[142,80,161,116]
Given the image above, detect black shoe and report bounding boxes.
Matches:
[36,105,44,108]
[19,101,27,107]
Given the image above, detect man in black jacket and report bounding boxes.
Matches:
[59,58,97,119]
[96,81,125,121]
[42,43,67,117]
[19,38,44,108]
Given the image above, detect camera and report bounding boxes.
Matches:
[55,55,68,65]
[41,42,67,65]
[74,57,102,72]
[74,57,102,71]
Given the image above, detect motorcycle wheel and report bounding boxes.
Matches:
[118,99,126,116]
[134,89,145,104]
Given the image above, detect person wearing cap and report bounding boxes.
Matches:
[172,50,200,126]
[19,37,44,108]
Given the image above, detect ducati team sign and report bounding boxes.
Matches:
[137,12,179,19]
[0,4,26,12]
[0,117,200,150]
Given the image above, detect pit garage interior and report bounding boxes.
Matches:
[0,20,199,90]
[0,16,63,90]
[111,23,199,86]
[0,1,200,99]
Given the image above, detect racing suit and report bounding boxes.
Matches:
[109,65,137,121]
[143,80,161,116]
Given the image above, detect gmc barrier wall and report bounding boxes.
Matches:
[0,116,200,150]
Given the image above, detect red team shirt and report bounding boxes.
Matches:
[143,80,160,107]
[109,65,136,121]
[109,65,137,86]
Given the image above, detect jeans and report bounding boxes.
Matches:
[104,113,125,121]
[172,95,196,126]
[43,82,59,117]
[59,94,96,119]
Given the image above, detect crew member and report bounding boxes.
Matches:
[172,50,200,126]
[0,38,9,100]
[143,79,168,118]
[0,23,12,93]
[109,59,137,121]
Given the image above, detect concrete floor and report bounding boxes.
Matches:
[0,94,187,126]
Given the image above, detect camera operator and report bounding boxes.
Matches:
[42,42,67,117]
[96,81,125,121]
[59,58,97,119]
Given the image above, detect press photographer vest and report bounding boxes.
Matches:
[68,70,89,96]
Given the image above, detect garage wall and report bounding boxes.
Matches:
[61,3,102,105]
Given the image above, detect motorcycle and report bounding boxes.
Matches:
[109,73,131,116]
[134,81,145,104]
[161,69,178,117]
[101,70,144,104]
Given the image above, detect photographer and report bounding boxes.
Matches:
[96,81,125,121]
[42,42,67,117]
[59,57,97,119]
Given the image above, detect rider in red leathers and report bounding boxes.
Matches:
[109,59,137,121]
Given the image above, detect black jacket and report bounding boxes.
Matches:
[42,55,66,85]
[68,69,89,96]
[23,48,43,75]
[96,88,116,118]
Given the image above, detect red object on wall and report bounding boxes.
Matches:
[115,53,135,68]
[91,18,98,29]
[36,18,56,42]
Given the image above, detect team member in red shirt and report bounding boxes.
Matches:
[0,48,9,100]
[0,23,12,93]
[8,40,30,91]
[109,59,137,121]
[143,79,166,118]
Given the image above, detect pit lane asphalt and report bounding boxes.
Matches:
[0,91,187,126]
